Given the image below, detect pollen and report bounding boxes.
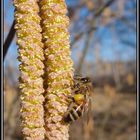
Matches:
[39,0,74,139]
[14,0,45,139]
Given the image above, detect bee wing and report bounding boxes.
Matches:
[74,74,82,79]
[87,97,92,125]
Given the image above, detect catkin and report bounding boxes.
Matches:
[39,0,74,140]
[14,0,45,139]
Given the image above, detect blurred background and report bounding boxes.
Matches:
[4,0,137,140]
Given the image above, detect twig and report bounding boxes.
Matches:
[3,20,15,60]
[94,0,115,18]
[71,0,116,48]
[3,0,115,60]
[71,26,96,48]
[76,31,93,73]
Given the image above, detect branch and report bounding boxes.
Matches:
[94,0,115,17]
[71,0,116,48]
[3,20,15,60]
[121,40,136,48]
[71,26,96,48]
[76,31,93,73]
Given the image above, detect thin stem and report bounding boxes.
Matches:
[3,20,15,60]
[71,0,116,48]
[76,31,93,73]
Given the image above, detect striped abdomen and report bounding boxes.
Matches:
[64,103,84,123]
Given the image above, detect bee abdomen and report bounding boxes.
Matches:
[64,105,83,123]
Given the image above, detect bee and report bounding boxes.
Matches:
[63,75,93,123]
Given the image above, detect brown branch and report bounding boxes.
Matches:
[71,26,96,48]
[76,31,93,73]
[3,0,115,60]
[71,0,116,48]
[94,0,115,17]
[3,20,15,60]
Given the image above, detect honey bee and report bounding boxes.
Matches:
[63,75,93,123]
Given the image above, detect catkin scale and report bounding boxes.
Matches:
[14,0,45,139]
[39,0,74,140]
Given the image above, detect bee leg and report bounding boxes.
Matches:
[69,113,75,122]
[75,104,84,117]
[64,102,74,117]
[63,102,75,122]
[75,104,82,112]
[67,102,74,110]
[72,108,79,119]
[62,93,74,103]
[67,96,74,104]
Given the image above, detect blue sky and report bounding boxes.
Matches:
[4,0,136,69]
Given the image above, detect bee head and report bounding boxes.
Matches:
[73,94,85,105]
[80,77,91,83]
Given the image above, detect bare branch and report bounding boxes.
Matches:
[76,31,93,73]
[94,0,115,17]
[3,20,15,60]
[71,26,96,48]
[71,0,116,48]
